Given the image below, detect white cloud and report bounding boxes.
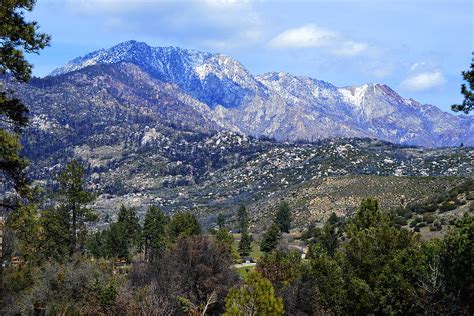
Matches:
[268,24,337,49]
[65,0,262,50]
[332,41,369,56]
[400,71,446,91]
[268,24,369,57]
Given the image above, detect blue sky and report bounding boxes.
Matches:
[25,0,472,113]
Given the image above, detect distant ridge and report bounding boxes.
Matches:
[43,40,473,147]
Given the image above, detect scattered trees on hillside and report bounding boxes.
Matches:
[2,168,473,315]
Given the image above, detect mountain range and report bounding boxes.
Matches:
[46,40,473,147]
[1,40,473,224]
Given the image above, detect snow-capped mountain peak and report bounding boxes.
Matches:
[47,41,473,147]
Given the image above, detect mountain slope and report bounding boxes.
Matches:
[48,41,473,147]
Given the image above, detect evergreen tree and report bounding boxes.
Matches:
[274,202,291,233]
[438,214,473,313]
[238,231,252,257]
[224,271,284,316]
[347,197,384,235]
[116,204,141,252]
[319,219,340,257]
[5,204,42,262]
[168,212,201,241]
[104,221,130,261]
[54,160,97,256]
[215,227,234,248]
[143,205,169,261]
[217,212,226,229]
[237,204,249,233]
[87,230,107,259]
[260,224,282,253]
[40,206,71,262]
[452,54,473,114]
[0,0,50,209]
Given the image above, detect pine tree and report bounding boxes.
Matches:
[116,204,141,252]
[104,221,130,261]
[217,212,226,229]
[452,54,473,114]
[237,204,249,233]
[274,202,291,233]
[54,160,97,256]
[224,271,284,315]
[215,227,234,248]
[0,0,50,209]
[167,212,201,242]
[347,198,384,236]
[238,231,252,257]
[143,205,169,261]
[260,224,282,253]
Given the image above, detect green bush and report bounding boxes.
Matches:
[394,216,408,226]
[440,201,456,213]
[403,212,413,220]
[422,213,435,224]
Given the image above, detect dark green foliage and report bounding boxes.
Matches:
[440,200,456,213]
[257,250,302,290]
[274,201,291,233]
[54,160,97,256]
[116,205,141,251]
[422,212,435,224]
[87,230,108,258]
[217,212,225,229]
[307,246,346,313]
[0,258,121,315]
[260,224,282,253]
[452,54,473,114]
[348,198,384,233]
[5,204,42,262]
[104,222,131,261]
[167,212,201,241]
[0,0,50,207]
[143,205,169,261]
[318,219,340,257]
[0,0,51,82]
[86,206,141,261]
[40,207,71,261]
[238,231,252,256]
[237,204,248,233]
[438,214,474,313]
[214,227,234,248]
[224,270,284,315]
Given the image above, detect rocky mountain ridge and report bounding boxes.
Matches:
[48,40,474,147]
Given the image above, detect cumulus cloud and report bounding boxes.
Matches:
[268,24,369,57]
[400,70,446,91]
